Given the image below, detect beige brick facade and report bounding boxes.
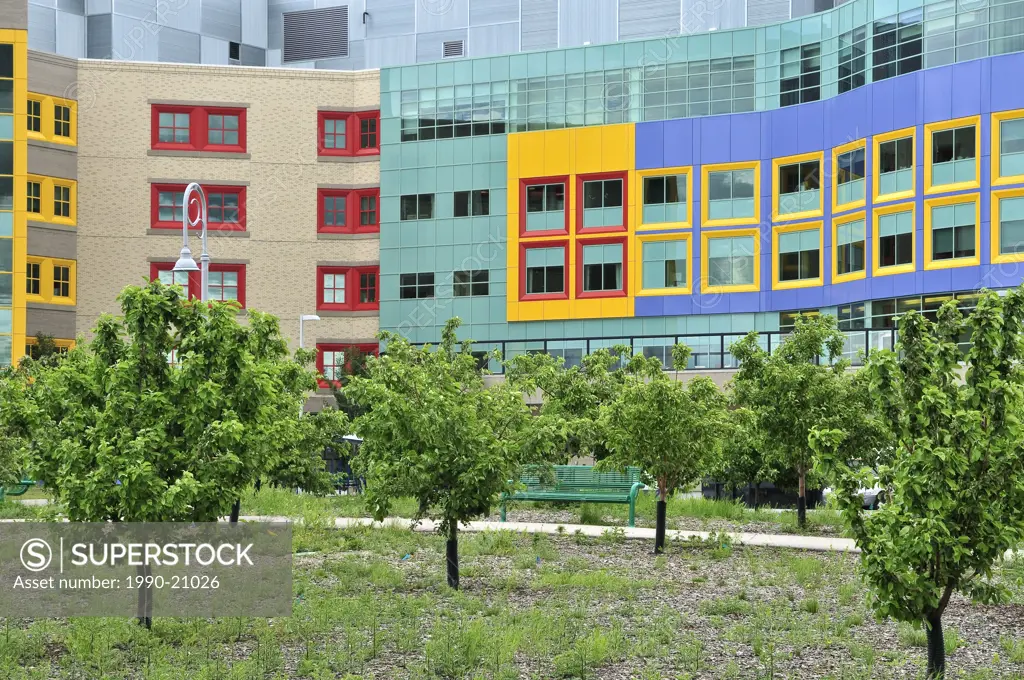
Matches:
[75,60,381,357]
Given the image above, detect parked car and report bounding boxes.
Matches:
[821,485,886,509]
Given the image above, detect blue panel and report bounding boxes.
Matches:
[991,52,1024,112]
[663,119,693,167]
[797,101,824,154]
[923,66,954,124]
[701,117,731,165]
[636,122,667,170]
[892,72,919,131]
[871,78,895,135]
[951,60,983,121]
[731,114,760,163]
[771,106,799,158]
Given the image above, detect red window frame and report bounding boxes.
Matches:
[151,104,247,153]
[317,110,381,157]
[576,171,629,234]
[316,266,380,312]
[519,175,570,237]
[316,342,379,388]
[317,188,380,234]
[575,236,628,299]
[150,262,247,308]
[150,183,247,231]
[519,239,570,301]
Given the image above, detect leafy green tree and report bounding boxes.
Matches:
[730,315,848,528]
[710,407,774,507]
[599,346,728,552]
[17,281,340,524]
[346,319,560,589]
[328,344,373,420]
[505,345,650,461]
[812,290,1024,679]
[0,372,33,489]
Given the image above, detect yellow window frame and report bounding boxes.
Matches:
[873,126,917,205]
[923,194,981,270]
[772,150,824,222]
[924,115,981,195]
[634,231,692,296]
[772,221,824,290]
[24,336,76,356]
[832,210,868,284]
[25,174,76,226]
[25,92,77,146]
[700,161,760,228]
[635,166,692,231]
[991,186,1024,264]
[992,109,1024,188]
[25,256,76,306]
[832,138,867,214]
[700,227,761,294]
[872,201,917,277]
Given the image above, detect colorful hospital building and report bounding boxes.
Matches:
[2,0,1024,387]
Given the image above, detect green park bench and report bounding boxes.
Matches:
[0,480,35,503]
[499,465,645,527]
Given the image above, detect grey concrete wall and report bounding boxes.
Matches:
[28,143,78,179]
[26,304,78,339]
[27,224,77,261]
[28,50,78,97]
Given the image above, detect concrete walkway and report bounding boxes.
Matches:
[239,515,862,553]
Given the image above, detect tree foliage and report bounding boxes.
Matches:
[8,281,341,522]
[812,289,1024,678]
[708,406,775,506]
[345,318,561,587]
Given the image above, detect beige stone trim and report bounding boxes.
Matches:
[316,260,379,267]
[148,178,250,186]
[148,99,250,108]
[147,150,252,159]
[316,233,380,241]
[146,229,250,238]
[317,155,379,164]
[317,311,380,318]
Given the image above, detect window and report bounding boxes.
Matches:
[926,196,979,268]
[780,44,821,107]
[318,188,379,234]
[838,303,866,331]
[26,262,39,296]
[994,110,1024,184]
[206,113,240,147]
[874,204,915,275]
[875,129,915,202]
[453,270,489,297]
[775,225,822,287]
[779,309,820,333]
[522,244,567,298]
[454,190,490,217]
[26,257,75,305]
[54,104,72,138]
[703,164,757,226]
[27,99,40,133]
[151,105,246,152]
[929,123,977,189]
[641,172,688,226]
[53,184,71,218]
[704,232,757,291]
[26,181,40,214]
[317,110,381,156]
[579,241,625,296]
[834,215,867,282]
[400,194,434,221]
[316,343,379,387]
[872,10,922,82]
[834,144,866,210]
[993,189,1024,263]
[25,338,73,360]
[149,262,245,307]
[775,156,821,218]
[399,272,435,299]
[578,174,626,232]
[641,239,689,291]
[838,27,867,93]
[317,266,379,311]
[521,179,568,235]
[151,184,246,231]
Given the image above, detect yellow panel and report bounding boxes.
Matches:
[571,298,604,319]
[923,194,981,269]
[600,124,633,171]
[517,301,545,321]
[601,298,629,318]
[543,129,572,176]
[574,127,603,174]
[10,33,28,366]
[924,115,982,195]
[544,300,570,319]
[506,302,520,322]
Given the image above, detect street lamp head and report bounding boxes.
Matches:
[301,314,321,322]
[172,244,200,273]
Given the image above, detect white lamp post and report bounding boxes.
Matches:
[172,183,209,301]
[298,314,320,419]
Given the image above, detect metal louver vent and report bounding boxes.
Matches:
[283,6,349,63]
[442,40,465,59]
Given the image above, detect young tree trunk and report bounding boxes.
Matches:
[229,498,241,524]
[135,564,153,630]
[797,468,807,529]
[926,612,946,679]
[446,524,460,590]
[654,478,668,554]
[752,481,760,509]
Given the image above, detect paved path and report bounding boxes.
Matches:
[240,515,861,553]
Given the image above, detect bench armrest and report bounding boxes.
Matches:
[628,482,643,501]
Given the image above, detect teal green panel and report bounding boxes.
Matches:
[380,197,399,222]
[688,33,710,59]
[491,136,507,161]
[953,158,975,183]
[417,247,435,271]
[526,323,547,340]
[436,139,454,166]
[489,265,506,283]
[453,165,474,191]
[453,138,473,164]
[472,138,491,163]
[710,31,732,58]
[953,202,975,225]
[401,65,418,89]
[801,14,822,41]
[685,315,711,333]
[932,162,954,186]
[565,48,584,73]
[874,0,899,19]
[510,53,528,78]
[435,166,454,192]
[382,117,400,146]
[507,323,527,340]
[472,58,491,83]
[643,263,665,289]
[436,61,454,86]
[454,60,473,84]
[490,188,507,213]
[488,298,505,323]
[709,315,732,333]
[399,222,419,247]
[400,169,418,193]
[400,143,417,167]
[734,29,757,55]
[601,318,625,336]
[399,249,418,270]
[1002,152,1024,177]
[489,163,506,187]
[381,170,401,196]
[642,317,667,335]
[434,219,454,246]
[453,221,472,245]
[435,194,453,219]
[933,205,953,229]
[418,63,436,87]
[379,249,400,274]
[781,19,802,48]
[604,43,624,68]
[417,168,436,193]
[418,143,436,167]
[546,50,565,75]
[380,148,399,171]
[1003,196,1024,220]
[528,51,546,77]
[471,297,489,321]
[731,313,757,332]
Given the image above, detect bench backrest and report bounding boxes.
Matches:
[520,465,641,491]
